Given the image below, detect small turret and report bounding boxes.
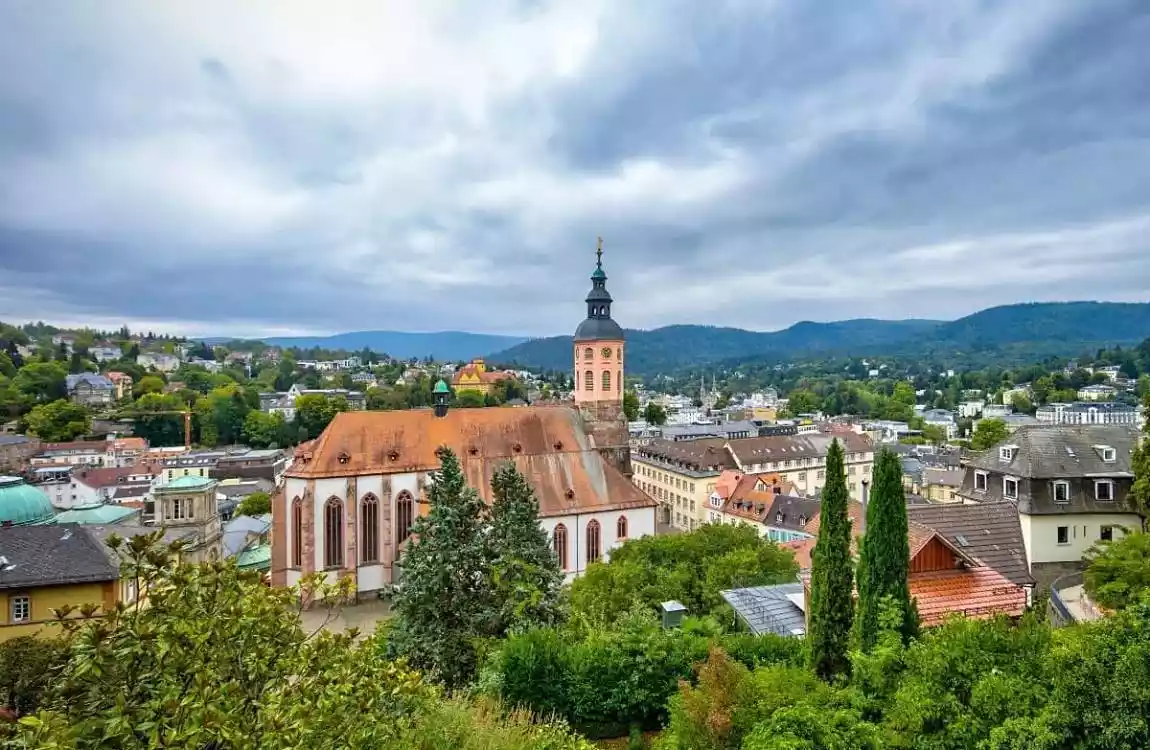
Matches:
[433,379,450,418]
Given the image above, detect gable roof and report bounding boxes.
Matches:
[65,373,113,390]
[910,567,1028,626]
[804,500,866,537]
[765,493,820,532]
[967,425,1139,478]
[726,431,874,468]
[0,525,119,589]
[908,502,1034,587]
[286,407,656,518]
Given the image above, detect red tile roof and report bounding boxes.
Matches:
[286,406,656,518]
[909,567,1027,626]
[804,500,866,536]
[782,537,815,569]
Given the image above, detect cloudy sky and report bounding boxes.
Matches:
[1,0,1149,338]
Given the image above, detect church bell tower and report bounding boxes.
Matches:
[573,237,624,407]
[572,237,631,477]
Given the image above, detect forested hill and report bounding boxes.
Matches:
[487,301,1150,375]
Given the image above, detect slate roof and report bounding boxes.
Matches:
[216,479,275,499]
[727,432,874,466]
[765,493,820,532]
[908,502,1034,587]
[65,373,113,390]
[966,425,1139,478]
[721,583,807,637]
[0,524,119,589]
[922,467,963,488]
[222,514,271,558]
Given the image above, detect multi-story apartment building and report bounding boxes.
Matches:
[959,425,1143,588]
[1035,402,1140,426]
[632,431,874,531]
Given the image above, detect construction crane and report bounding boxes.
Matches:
[114,408,193,449]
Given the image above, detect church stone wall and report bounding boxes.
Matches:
[577,401,633,478]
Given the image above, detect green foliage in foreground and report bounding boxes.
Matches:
[1085,530,1150,611]
[2,532,590,750]
[568,523,798,625]
[655,600,1150,750]
[389,449,566,689]
[482,609,805,739]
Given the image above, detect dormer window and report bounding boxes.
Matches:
[1003,476,1019,500]
[1095,480,1115,502]
[1053,481,1070,504]
[999,445,1018,462]
[775,512,784,524]
[1093,445,1117,463]
[974,471,988,492]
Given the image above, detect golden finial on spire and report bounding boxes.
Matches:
[596,236,603,267]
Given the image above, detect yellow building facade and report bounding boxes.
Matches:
[0,523,121,643]
[452,358,517,395]
[1,581,117,642]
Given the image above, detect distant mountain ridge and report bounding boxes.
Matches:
[487,302,1150,374]
[240,330,530,361]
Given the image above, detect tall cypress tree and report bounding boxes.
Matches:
[855,449,917,651]
[807,438,855,681]
[487,461,565,634]
[390,446,492,689]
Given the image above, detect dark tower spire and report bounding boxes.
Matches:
[574,236,624,342]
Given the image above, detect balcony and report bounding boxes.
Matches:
[1049,571,1104,625]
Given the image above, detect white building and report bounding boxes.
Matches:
[89,346,122,363]
[137,352,181,372]
[1036,402,1140,427]
[922,409,959,440]
[1077,384,1117,401]
[957,400,985,419]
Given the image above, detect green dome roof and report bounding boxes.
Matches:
[0,476,55,526]
[433,379,450,394]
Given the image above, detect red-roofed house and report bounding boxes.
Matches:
[797,518,1028,627]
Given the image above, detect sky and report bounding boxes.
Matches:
[1,0,1149,339]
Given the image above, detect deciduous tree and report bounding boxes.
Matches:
[236,491,272,518]
[643,402,667,426]
[23,399,91,442]
[970,418,1010,451]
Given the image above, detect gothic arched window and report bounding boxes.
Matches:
[584,370,594,391]
[397,490,415,544]
[323,498,343,569]
[602,370,611,391]
[361,494,379,564]
[616,515,628,539]
[291,497,303,568]
[586,519,602,564]
[553,524,569,570]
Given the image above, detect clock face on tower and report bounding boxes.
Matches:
[601,347,612,358]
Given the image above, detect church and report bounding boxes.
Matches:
[270,242,657,593]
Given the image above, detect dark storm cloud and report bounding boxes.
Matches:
[0,0,1148,337]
